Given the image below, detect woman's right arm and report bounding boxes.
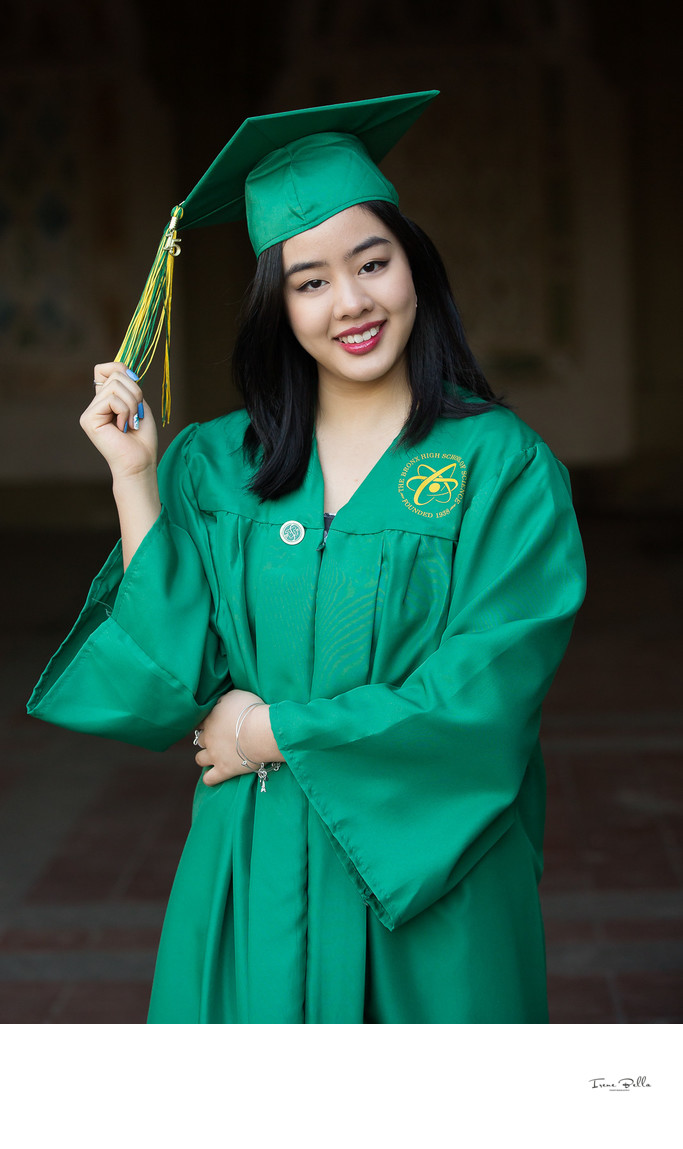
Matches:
[81,362,161,569]
[28,373,232,748]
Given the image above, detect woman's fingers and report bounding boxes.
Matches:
[194,744,253,787]
[200,766,221,787]
[87,370,144,430]
[93,361,140,386]
[191,690,269,787]
[198,760,243,788]
[83,367,150,441]
[91,387,135,434]
[81,362,158,477]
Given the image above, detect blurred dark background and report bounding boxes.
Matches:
[0,0,681,1023]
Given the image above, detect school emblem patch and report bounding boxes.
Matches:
[398,453,467,519]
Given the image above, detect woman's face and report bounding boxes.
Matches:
[282,204,417,393]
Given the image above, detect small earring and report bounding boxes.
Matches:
[415,296,418,308]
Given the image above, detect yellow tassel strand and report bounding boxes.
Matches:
[115,204,184,425]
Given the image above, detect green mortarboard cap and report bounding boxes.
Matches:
[115,90,439,420]
[180,89,439,254]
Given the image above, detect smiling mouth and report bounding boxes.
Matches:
[335,321,386,351]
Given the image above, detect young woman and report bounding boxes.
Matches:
[28,93,586,1023]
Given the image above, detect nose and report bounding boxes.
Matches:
[332,275,373,320]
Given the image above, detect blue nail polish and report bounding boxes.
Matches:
[137,402,144,420]
[133,414,139,431]
[123,420,128,433]
[125,368,139,381]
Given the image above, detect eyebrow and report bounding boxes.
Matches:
[283,235,392,279]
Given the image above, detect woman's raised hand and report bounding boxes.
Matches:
[82,362,162,569]
[81,362,158,480]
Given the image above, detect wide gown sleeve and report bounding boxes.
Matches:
[269,442,586,930]
[27,425,230,750]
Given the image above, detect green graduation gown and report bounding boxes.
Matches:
[27,400,586,1023]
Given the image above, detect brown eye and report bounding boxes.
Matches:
[298,279,326,292]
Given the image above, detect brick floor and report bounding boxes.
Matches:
[1,513,681,1023]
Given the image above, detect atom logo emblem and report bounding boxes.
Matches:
[407,462,461,506]
[398,454,467,518]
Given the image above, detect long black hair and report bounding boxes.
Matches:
[233,200,504,501]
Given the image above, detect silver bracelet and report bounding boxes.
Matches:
[235,702,280,793]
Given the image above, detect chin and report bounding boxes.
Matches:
[334,364,398,387]
[333,343,409,382]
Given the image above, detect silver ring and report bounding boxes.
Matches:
[193,729,204,748]
[93,380,103,389]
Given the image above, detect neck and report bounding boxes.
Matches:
[316,372,411,437]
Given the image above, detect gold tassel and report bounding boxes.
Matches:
[115,204,184,425]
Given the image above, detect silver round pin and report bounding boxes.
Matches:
[280,520,305,545]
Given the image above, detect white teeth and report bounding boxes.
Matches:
[339,325,381,344]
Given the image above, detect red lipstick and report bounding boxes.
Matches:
[334,320,386,354]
